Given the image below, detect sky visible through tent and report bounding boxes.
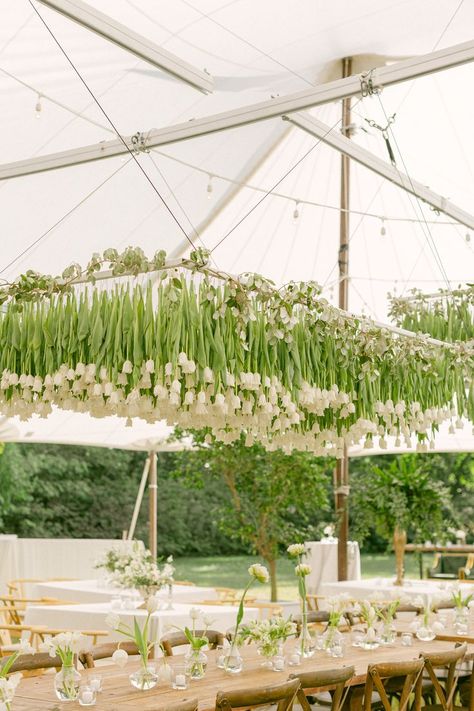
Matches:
[0,0,472,451]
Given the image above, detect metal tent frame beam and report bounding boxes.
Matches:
[1,39,473,181]
[285,112,474,231]
[36,0,214,94]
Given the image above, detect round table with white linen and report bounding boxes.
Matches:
[319,577,474,602]
[30,579,218,605]
[23,600,258,643]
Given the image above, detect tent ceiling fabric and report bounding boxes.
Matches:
[0,0,472,451]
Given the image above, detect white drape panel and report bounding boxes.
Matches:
[0,538,137,594]
[304,540,361,593]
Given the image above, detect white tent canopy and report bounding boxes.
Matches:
[0,0,472,452]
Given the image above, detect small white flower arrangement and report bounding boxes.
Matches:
[0,640,35,711]
[239,617,296,657]
[40,631,90,664]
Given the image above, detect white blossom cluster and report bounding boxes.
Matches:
[0,358,467,455]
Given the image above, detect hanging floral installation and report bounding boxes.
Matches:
[0,247,472,455]
[389,286,474,343]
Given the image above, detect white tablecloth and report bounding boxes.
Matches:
[304,540,361,593]
[319,577,474,601]
[31,579,218,605]
[23,601,258,643]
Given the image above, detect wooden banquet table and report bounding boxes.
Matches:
[12,639,474,710]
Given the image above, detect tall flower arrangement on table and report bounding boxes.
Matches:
[287,544,314,658]
[224,563,269,674]
[0,640,34,711]
[40,632,90,701]
[106,598,160,691]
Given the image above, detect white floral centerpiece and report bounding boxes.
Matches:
[239,617,296,670]
[40,632,90,701]
[0,640,35,711]
[112,557,166,604]
[322,594,352,654]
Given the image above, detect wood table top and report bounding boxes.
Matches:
[394,618,474,644]
[13,639,474,711]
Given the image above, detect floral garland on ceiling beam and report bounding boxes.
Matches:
[389,285,474,344]
[0,247,472,456]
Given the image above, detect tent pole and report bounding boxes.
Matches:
[148,451,158,558]
[335,56,352,582]
[127,454,151,541]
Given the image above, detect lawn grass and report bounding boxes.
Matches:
[173,552,422,601]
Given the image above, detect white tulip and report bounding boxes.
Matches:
[112,648,129,668]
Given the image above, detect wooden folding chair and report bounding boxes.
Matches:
[289,665,355,711]
[293,610,330,636]
[420,643,468,711]
[215,678,300,711]
[361,658,424,711]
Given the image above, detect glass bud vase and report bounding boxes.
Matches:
[298,610,315,659]
[54,664,81,701]
[271,643,286,671]
[223,644,243,674]
[322,626,344,656]
[416,625,436,642]
[129,665,159,691]
[359,626,380,650]
[380,622,396,645]
[185,649,208,679]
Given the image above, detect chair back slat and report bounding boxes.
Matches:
[421,643,467,711]
[364,659,424,711]
[215,678,300,711]
[290,664,354,711]
[79,641,140,668]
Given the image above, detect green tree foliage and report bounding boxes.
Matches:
[0,443,241,556]
[349,455,453,546]
[175,433,332,601]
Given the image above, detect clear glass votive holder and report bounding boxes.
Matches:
[171,664,188,690]
[401,632,413,647]
[351,630,364,647]
[287,650,301,667]
[215,645,225,669]
[78,685,97,706]
[88,673,102,693]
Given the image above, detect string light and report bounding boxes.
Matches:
[380,219,386,236]
[466,232,471,243]
[292,200,300,222]
[206,174,213,199]
[35,94,42,118]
